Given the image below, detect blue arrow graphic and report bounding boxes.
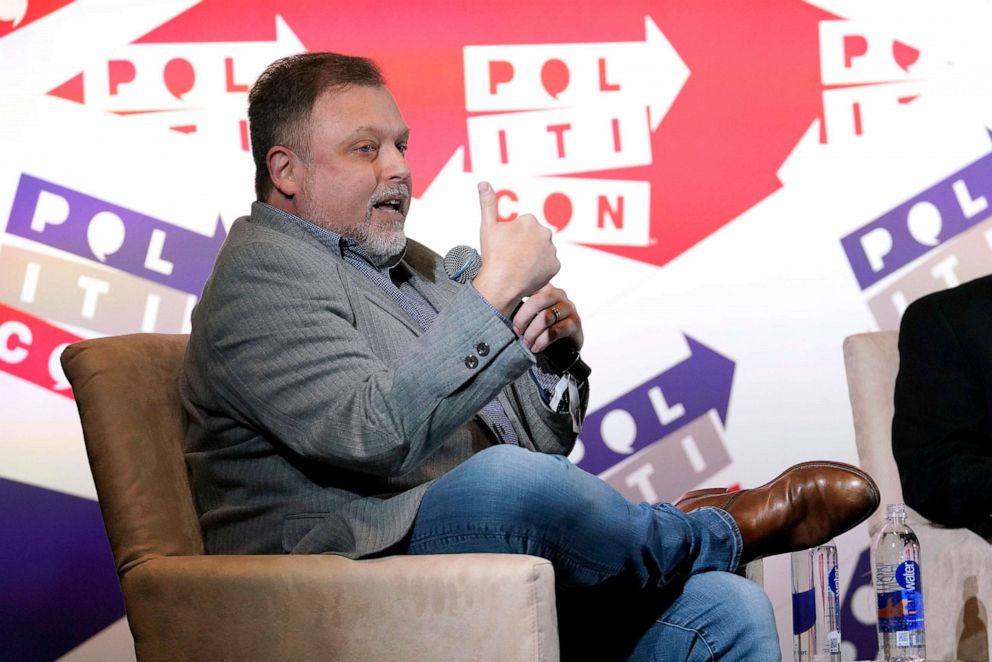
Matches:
[577,335,735,475]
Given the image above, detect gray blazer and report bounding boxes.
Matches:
[181,202,581,557]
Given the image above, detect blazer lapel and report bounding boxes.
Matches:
[345,240,457,337]
[402,239,461,314]
[247,203,435,337]
[343,272,422,337]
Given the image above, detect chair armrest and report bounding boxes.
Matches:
[741,558,763,585]
[122,553,559,662]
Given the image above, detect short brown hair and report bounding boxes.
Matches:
[248,52,385,200]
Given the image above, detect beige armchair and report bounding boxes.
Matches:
[62,333,559,662]
[843,330,992,661]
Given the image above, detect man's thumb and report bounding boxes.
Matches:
[478,181,498,226]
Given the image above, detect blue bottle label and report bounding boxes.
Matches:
[877,560,925,633]
[792,586,816,634]
[828,565,839,595]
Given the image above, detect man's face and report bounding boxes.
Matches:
[296,85,412,266]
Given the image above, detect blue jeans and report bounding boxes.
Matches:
[403,445,780,661]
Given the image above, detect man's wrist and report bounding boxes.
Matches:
[472,271,519,317]
[469,282,515,329]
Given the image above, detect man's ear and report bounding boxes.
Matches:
[267,145,303,198]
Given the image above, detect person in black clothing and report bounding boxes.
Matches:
[893,274,992,537]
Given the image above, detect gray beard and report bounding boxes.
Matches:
[345,219,407,268]
[297,184,408,268]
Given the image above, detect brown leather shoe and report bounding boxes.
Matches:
[674,461,880,564]
[674,486,731,505]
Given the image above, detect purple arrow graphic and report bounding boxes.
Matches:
[6,173,225,296]
[577,335,735,475]
[840,149,992,290]
[0,478,123,660]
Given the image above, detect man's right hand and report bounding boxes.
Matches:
[472,181,560,316]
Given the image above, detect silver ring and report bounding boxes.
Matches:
[550,305,561,324]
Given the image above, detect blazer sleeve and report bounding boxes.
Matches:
[892,294,992,533]
[199,237,535,478]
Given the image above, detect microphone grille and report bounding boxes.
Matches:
[443,245,482,283]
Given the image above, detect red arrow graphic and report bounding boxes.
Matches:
[67,0,835,268]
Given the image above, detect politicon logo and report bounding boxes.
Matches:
[0,173,226,396]
[462,18,685,249]
[44,0,836,269]
[7,174,225,296]
[46,16,304,153]
[452,2,833,265]
[842,152,992,329]
[571,336,736,502]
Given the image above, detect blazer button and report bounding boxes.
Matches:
[476,342,490,357]
[464,354,479,369]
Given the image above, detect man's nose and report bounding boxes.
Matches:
[380,145,411,182]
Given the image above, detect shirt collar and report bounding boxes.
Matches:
[257,202,407,272]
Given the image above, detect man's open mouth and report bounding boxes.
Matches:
[375,198,405,212]
[371,191,409,218]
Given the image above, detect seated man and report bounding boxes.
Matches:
[893,275,992,537]
[181,51,880,661]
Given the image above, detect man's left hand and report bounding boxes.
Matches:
[512,284,584,354]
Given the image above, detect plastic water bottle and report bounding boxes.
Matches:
[874,504,926,661]
[792,548,815,661]
[791,539,841,661]
[812,541,843,661]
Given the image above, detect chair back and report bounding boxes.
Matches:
[842,330,903,536]
[844,329,992,660]
[62,333,204,574]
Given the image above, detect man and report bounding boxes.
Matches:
[893,274,992,537]
[182,52,879,660]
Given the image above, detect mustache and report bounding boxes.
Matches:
[368,183,411,208]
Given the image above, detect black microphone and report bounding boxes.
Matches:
[443,245,591,381]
